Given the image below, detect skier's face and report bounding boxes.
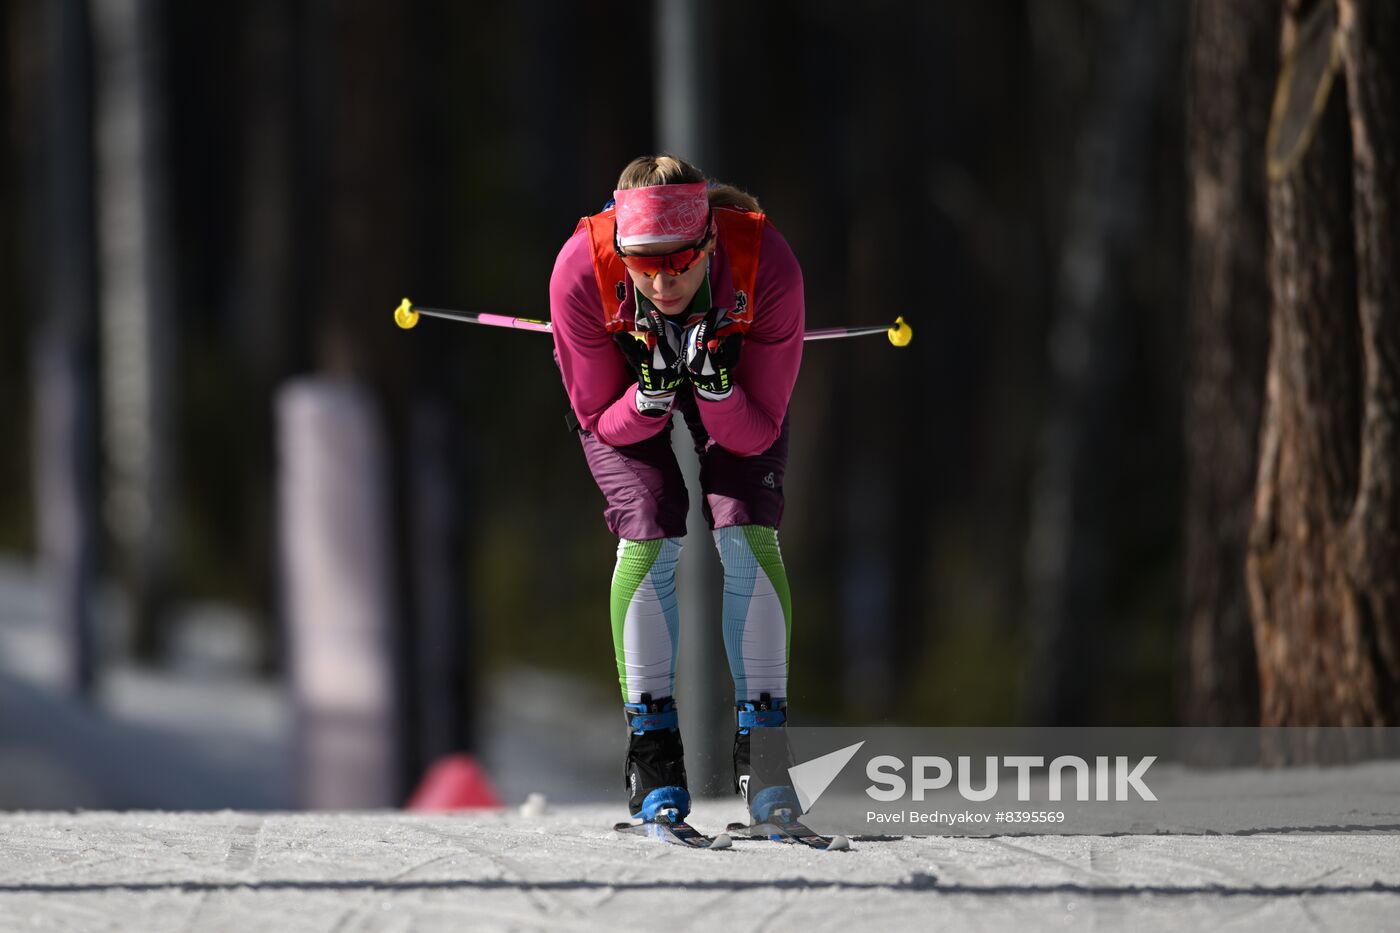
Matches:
[624,239,714,316]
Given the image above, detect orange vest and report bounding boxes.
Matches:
[575,206,766,338]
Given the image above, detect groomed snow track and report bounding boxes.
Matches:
[3,805,1398,932]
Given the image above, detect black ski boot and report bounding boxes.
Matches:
[733,693,801,823]
[623,694,690,821]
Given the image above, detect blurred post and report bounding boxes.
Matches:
[278,380,402,808]
[30,0,101,696]
[656,0,727,795]
[90,0,177,660]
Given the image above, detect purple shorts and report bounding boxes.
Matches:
[577,388,789,541]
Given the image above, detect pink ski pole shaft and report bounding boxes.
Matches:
[394,299,912,346]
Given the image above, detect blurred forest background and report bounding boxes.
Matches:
[3,0,1399,806]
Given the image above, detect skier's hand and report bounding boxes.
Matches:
[615,308,684,417]
[683,311,743,401]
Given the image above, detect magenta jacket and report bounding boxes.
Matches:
[550,221,805,457]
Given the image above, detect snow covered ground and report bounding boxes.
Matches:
[2,806,1399,932]
[4,556,1400,930]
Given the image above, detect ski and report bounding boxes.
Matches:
[613,814,732,850]
[725,818,851,851]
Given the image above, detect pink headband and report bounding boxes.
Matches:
[613,182,710,248]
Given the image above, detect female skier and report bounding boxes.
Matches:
[551,155,804,826]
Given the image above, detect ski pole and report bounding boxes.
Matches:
[393,299,553,334]
[393,298,913,347]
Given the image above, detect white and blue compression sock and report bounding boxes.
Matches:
[714,525,792,700]
[611,537,683,703]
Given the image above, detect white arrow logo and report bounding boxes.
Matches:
[788,741,866,812]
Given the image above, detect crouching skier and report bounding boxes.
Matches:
[550,155,810,847]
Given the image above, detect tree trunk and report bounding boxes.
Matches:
[1180,0,1278,725]
[1333,0,1400,716]
[91,0,178,660]
[233,0,301,674]
[1023,1,1176,723]
[288,0,471,802]
[1248,0,1400,726]
[22,0,104,696]
[656,0,728,795]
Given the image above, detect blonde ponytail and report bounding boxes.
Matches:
[706,183,762,214]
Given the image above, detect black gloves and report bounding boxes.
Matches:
[683,310,743,401]
[614,308,685,417]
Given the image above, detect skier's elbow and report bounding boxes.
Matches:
[723,428,779,458]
